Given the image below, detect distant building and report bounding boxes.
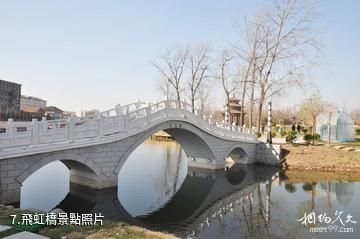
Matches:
[0,79,21,116]
[81,109,100,117]
[20,106,45,120]
[43,106,64,119]
[20,95,47,110]
[63,111,77,118]
[224,97,244,126]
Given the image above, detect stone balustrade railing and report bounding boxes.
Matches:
[0,100,256,150]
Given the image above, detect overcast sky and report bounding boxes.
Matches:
[0,0,359,113]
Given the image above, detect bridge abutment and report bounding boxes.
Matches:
[68,171,117,189]
[188,158,225,170]
[0,161,22,204]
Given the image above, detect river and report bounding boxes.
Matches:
[19,139,360,238]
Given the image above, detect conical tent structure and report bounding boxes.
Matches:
[316,112,355,142]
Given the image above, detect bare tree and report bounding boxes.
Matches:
[187,45,212,113]
[217,50,238,123]
[299,92,326,145]
[232,16,263,127]
[198,82,212,113]
[157,76,173,100]
[152,46,189,105]
[272,107,298,125]
[249,0,319,133]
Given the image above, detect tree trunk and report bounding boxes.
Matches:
[257,91,265,133]
[257,101,263,133]
[226,94,231,125]
[249,80,255,128]
[191,95,195,113]
[312,114,316,145]
[240,82,247,126]
[176,91,181,108]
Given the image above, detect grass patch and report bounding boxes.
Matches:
[0,205,178,239]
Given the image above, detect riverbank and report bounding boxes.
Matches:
[282,143,360,173]
[0,206,179,239]
[283,169,360,183]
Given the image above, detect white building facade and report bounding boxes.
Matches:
[20,95,47,109]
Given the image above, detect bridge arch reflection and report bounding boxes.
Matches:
[114,120,217,175]
[54,165,277,237]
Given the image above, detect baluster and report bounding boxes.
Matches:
[7,118,14,147]
[145,106,151,123]
[97,113,104,137]
[31,118,39,145]
[164,100,169,109]
[115,104,121,115]
[123,114,128,132]
[67,115,75,141]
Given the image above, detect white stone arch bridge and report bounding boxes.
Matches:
[0,100,281,204]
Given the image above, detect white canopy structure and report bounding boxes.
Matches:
[316,111,355,142]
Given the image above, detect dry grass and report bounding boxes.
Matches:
[282,144,360,173]
[283,170,360,184]
[84,224,179,239]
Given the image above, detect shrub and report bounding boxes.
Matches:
[304,133,321,144]
[355,128,360,135]
[271,131,277,138]
[280,130,287,137]
[286,131,297,143]
[303,134,313,144]
[301,128,308,134]
[256,132,262,138]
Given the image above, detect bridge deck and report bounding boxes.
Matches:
[0,100,257,160]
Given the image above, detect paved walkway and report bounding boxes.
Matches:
[0,225,11,232]
[0,224,49,239]
[327,144,360,152]
[3,231,49,239]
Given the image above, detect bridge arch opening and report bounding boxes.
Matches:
[115,121,217,175]
[116,122,217,217]
[18,154,101,211]
[17,153,101,186]
[225,147,249,165]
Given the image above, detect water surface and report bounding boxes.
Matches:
[19,139,360,238]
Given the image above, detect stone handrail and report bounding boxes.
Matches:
[0,100,256,150]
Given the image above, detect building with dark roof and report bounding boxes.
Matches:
[43,106,64,119]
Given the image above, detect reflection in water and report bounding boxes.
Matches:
[20,161,69,211]
[319,182,355,206]
[118,140,188,217]
[18,139,360,239]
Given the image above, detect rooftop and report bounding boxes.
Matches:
[21,106,42,113]
[21,95,46,102]
[0,79,21,86]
